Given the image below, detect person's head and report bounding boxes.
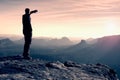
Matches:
[25,8,30,14]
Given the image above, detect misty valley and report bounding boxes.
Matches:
[0,35,120,78]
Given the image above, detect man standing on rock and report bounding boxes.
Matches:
[22,8,38,59]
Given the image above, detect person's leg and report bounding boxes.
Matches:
[23,33,32,57]
[23,42,30,57]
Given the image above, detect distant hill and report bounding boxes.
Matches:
[15,37,75,48]
[0,38,22,57]
[0,38,14,48]
[57,35,120,63]
[0,34,22,41]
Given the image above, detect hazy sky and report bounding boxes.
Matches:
[0,0,120,39]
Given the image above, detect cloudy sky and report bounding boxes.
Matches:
[0,0,120,39]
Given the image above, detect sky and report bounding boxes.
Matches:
[0,0,120,40]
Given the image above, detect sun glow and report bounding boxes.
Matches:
[105,22,117,34]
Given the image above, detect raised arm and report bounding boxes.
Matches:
[30,10,38,15]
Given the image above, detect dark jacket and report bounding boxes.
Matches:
[22,14,32,35]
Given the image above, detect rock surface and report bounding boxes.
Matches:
[0,56,119,80]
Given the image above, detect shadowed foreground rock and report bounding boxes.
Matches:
[0,56,119,80]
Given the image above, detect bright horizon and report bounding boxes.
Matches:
[0,0,120,40]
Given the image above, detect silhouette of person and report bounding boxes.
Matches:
[22,8,38,59]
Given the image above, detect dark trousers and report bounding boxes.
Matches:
[23,32,32,57]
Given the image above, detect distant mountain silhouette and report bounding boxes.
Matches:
[15,37,74,48]
[57,35,120,63]
[0,38,22,57]
[0,34,22,41]
[0,38,14,47]
[0,35,120,78]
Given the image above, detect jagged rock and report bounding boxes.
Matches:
[46,61,66,69]
[0,56,119,80]
[64,61,80,67]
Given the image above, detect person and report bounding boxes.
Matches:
[22,8,38,59]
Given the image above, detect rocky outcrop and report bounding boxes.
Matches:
[0,56,119,80]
